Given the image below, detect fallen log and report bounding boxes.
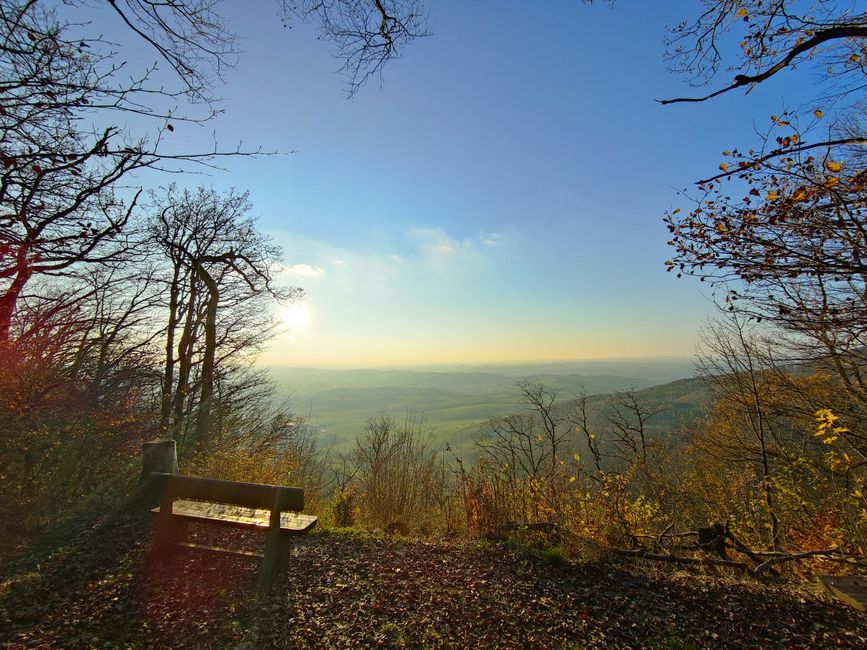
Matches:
[613,544,867,576]
[750,548,867,574]
[611,547,750,570]
[543,522,867,575]
[634,531,698,539]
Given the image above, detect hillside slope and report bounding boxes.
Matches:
[2,495,865,649]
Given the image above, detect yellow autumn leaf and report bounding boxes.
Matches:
[825,176,840,188]
[766,190,777,200]
[736,7,747,17]
[814,109,823,119]
[792,187,807,202]
[825,160,843,172]
[719,163,728,171]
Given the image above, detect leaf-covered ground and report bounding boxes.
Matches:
[2,497,866,649]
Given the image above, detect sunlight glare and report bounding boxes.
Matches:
[282,303,312,331]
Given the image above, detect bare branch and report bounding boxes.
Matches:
[661,26,867,105]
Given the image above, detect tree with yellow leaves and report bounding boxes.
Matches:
[661,1,866,417]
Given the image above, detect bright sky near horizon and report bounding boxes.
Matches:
[85,1,816,367]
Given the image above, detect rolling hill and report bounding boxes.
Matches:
[269,358,709,452]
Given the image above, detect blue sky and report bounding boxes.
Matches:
[85,1,815,367]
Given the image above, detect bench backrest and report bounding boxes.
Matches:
[155,473,305,511]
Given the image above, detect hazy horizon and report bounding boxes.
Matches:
[263,354,697,371]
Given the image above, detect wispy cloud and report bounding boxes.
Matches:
[406,227,457,258]
[272,225,519,280]
[406,227,517,265]
[285,263,326,279]
[480,231,507,247]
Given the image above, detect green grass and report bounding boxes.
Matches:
[322,526,380,543]
[540,545,568,565]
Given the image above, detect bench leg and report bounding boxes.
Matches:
[257,530,290,595]
[152,515,189,559]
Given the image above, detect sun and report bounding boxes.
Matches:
[282,303,312,331]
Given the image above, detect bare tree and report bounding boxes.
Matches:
[571,386,603,478]
[280,0,431,97]
[475,381,575,523]
[479,382,571,481]
[353,412,443,531]
[0,0,265,342]
[693,316,802,549]
[147,185,300,451]
[660,1,866,417]
[603,389,662,470]
[662,1,866,111]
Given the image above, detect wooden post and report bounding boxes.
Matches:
[257,497,290,596]
[141,439,179,480]
[150,475,188,559]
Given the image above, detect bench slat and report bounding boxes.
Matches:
[174,541,266,559]
[153,500,318,533]
[154,473,304,511]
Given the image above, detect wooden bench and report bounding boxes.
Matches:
[150,473,317,592]
[819,575,867,613]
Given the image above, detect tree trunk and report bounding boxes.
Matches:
[194,263,219,448]
[160,264,181,434]
[0,265,32,341]
[172,273,198,442]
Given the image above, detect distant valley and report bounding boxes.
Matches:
[269,358,709,452]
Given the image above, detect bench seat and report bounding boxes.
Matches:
[153,500,318,533]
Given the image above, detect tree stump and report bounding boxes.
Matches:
[698,523,729,559]
[141,438,179,480]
